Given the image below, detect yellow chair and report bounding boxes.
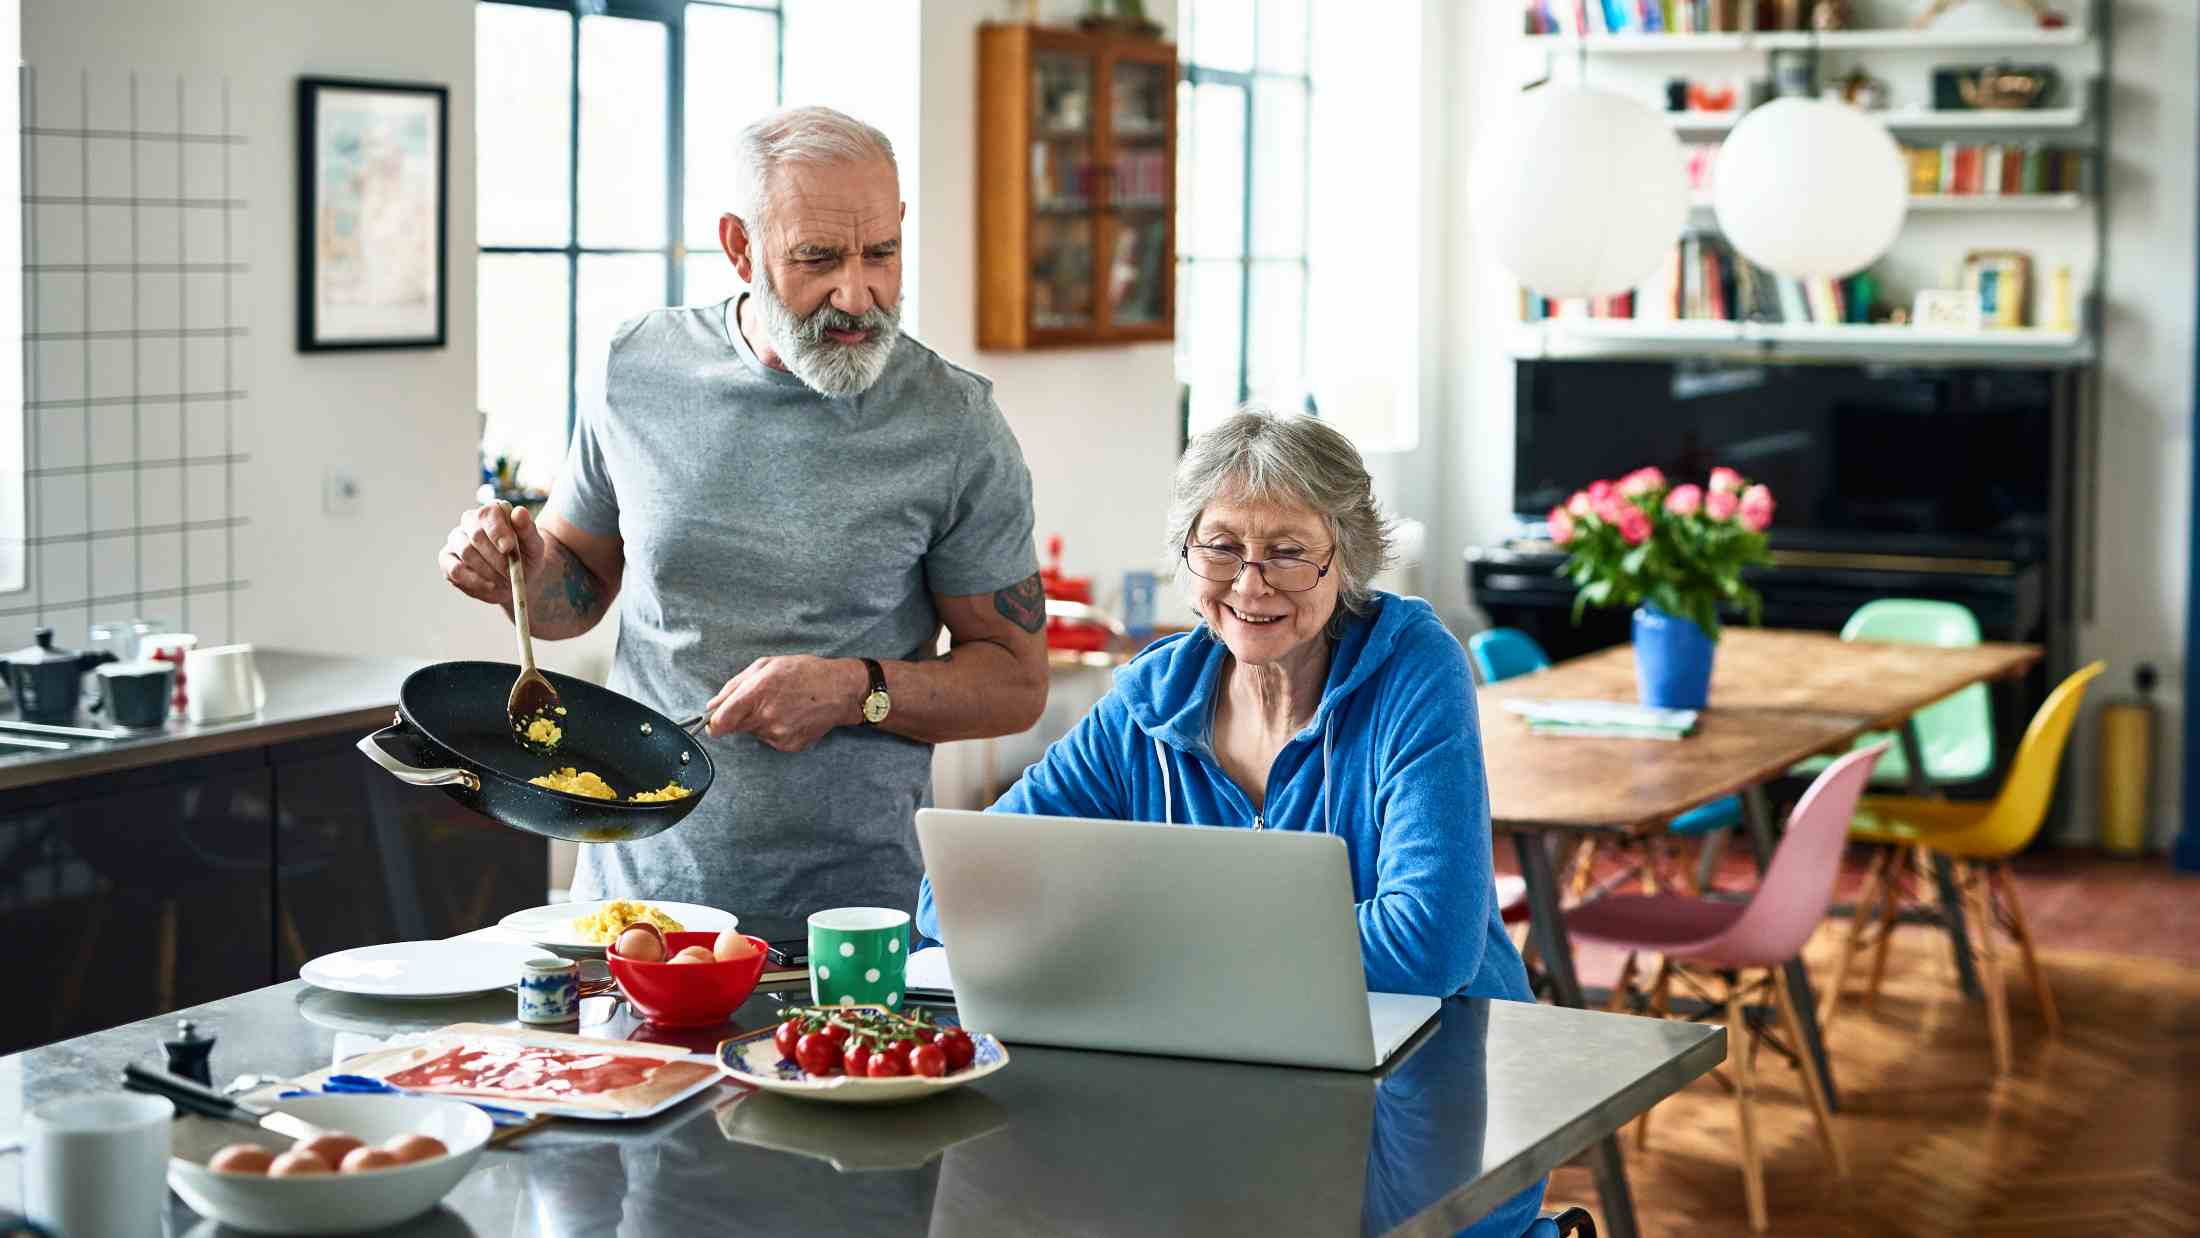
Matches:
[1818,661,2104,1075]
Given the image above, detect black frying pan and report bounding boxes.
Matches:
[356,661,716,844]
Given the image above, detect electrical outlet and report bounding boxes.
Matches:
[324,468,361,516]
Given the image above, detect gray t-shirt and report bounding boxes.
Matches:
[548,296,1038,921]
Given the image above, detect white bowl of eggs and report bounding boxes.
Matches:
[167,1094,492,1234]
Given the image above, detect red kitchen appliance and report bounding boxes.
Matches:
[1040,536,1111,653]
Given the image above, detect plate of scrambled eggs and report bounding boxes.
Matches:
[497,899,740,956]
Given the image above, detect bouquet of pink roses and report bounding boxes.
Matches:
[1547,465,1775,640]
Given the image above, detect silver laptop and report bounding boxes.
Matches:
[914,808,1439,1071]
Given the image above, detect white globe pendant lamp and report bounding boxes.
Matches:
[1467,84,1690,300]
[1712,97,1909,280]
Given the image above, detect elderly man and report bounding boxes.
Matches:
[440,106,1047,927]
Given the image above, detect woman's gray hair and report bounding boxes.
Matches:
[1166,407,1397,617]
[730,105,897,239]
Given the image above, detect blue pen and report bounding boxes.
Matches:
[278,1075,534,1126]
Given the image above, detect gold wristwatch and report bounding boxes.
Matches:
[860,658,891,725]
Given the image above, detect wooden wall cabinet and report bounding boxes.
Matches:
[978,23,1177,350]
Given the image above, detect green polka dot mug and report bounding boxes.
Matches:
[808,907,910,1011]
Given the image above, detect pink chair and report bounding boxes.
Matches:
[1562,742,1887,1234]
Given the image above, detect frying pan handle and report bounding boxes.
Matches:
[357,724,482,792]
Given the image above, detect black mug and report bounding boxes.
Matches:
[97,662,174,729]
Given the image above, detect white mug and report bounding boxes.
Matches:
[184,643,266,723]
[23,1091,175,1238]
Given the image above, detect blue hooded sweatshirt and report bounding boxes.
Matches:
[917,592,1533,1004]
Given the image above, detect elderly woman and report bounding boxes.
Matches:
[916,409,1532,1005]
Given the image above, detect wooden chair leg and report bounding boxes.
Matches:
[1820,846,1890,1031]
[1728,974,1769,1233]
[1866,849,1912,1010]
[1607,951,1641,1014]
[1567,838,1601,900]
[1773,962,1849,1178]
[1635,957,1676,1152]
[1959,862,2012,1075]
[1990,863,2060,1039]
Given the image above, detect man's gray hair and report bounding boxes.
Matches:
[1165,407,1397,616]
[730,105,898,238]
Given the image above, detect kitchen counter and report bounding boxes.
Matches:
[0,650,430,792]
[0,975,1723,1236]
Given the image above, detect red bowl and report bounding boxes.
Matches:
[607,931,767,1027]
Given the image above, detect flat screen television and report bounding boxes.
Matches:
[1513,360,2061,563]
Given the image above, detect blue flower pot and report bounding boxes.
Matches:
[1633,605,1715,710]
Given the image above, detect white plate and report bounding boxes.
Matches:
[299,940,555,999]
[717,1027,1010,1106]
[496,900,739,955]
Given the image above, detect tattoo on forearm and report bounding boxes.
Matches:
[993,572,1046,635]
[559,543,606,618]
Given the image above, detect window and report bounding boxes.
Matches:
[1176,0,1312,440]
[476,0,782,494]
[1175,0,1423,453]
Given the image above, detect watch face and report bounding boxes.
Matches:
[862,691,891,724]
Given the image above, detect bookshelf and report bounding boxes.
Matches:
[1512,0,2110,367]
[1509,319,2093,364]
[1668,103,2088,133]
[1523,26,2091,53]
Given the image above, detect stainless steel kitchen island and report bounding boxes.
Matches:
[0,975,1722,1236]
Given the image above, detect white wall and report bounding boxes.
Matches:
[21,0,612,678]
[916,0,1185,625]
[1435,1,2197,849]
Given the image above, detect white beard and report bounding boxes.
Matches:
[754,269,901,398]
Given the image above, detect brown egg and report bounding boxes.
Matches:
[614,924,666,962]
[339,1146,403,1174]
[267,1149,333,1177]
[670,945,716,964]
[381,1133,448,1164]
[713,929,758,963]
[292,1133,364,1166]
[208,1143,276,1175]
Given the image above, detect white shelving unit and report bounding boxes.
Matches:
[1510,319,2093,365]
[1522,26,2090,53]
[1668,104,2088,133]
[1513,3,2107,368]
[1688,193,2088,212]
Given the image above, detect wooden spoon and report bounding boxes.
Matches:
[506,535,564,754]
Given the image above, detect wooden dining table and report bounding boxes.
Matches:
[1476,628,2042,1236]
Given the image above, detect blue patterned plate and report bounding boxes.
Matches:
[716,1025,1010,1105]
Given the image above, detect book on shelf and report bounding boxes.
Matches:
[1529,0,1860,34]
[1520,230,1874,328]
[1904,143,2090,198]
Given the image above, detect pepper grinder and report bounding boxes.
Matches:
[160,1018,216,1086]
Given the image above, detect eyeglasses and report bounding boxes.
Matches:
[1182,542,1334,593]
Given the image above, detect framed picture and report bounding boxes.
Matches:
[298,76,448,351]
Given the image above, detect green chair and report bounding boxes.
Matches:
[1791,599,1995,787]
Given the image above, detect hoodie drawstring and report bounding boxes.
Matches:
[1151,719,1333,834]
[1153,735,1173,826]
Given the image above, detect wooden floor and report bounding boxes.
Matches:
[1532,863,2200,1236]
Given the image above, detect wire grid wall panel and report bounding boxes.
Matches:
[7,68,250,652]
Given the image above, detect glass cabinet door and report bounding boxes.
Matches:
[1105,55,1173,329]
[1031,49,1098,332]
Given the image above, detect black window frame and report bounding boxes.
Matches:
[477,0,784,447]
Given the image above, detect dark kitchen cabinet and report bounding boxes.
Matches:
[0,751,273,1055]
[271,732,546,970]
[0,732,546,1056]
